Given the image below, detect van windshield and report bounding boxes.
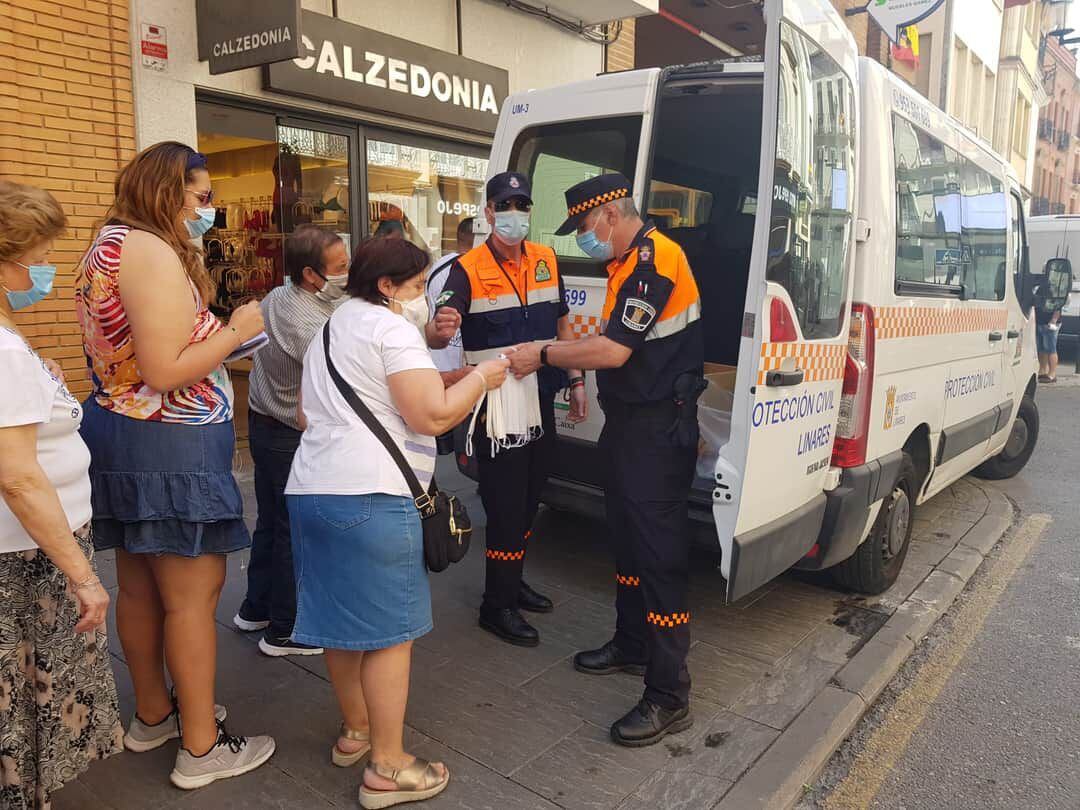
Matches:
[508,116,642,274]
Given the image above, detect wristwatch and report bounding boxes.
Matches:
[540,344,553,367]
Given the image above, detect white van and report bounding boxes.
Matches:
[462,0,1071,601]
[1026,215,1080,342]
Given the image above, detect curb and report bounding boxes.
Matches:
[716,487,1014,810]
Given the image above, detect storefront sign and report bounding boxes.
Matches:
[853,0,945,45]
[140,23,168,72]
[196,0,302,75]
[266,12,510,136]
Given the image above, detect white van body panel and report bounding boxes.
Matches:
[1027,216,1080,323]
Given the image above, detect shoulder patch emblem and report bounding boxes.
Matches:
[534,259,551,282]
[435,290,454,307]
[621,297,657,332]
[638,242,653,263]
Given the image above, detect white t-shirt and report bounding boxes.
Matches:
[426,252,464,373]
[286,299,439,498]
[0,328,92,553]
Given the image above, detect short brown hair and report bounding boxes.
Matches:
[346,237,429,304]
[0,180,67,262]
[285,225,343,285]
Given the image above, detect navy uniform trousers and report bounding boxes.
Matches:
[475,392,557,609]
[599,399,696,710]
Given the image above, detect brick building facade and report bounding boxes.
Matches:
[1032,33,1080,215]
[0,0,136,397]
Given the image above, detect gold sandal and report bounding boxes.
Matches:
[331,724,371,768]
[358,757,450,809]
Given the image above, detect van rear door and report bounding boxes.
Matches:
[714,0,861,600]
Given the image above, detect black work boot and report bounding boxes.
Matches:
[610,699,692,747]
[479,605,540,647]
[573,640,648,676]
[518,580,554,613]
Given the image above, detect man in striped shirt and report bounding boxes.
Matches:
[234,225,349,657]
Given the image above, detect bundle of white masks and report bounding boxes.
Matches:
[466,371,543,458]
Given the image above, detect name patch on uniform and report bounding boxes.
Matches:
[621,298,656,332]
[435,290,454,306]
[534,260,551,282]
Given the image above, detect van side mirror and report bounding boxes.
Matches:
[1041,258,1073,310]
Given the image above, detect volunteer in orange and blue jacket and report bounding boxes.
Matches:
[506,173,705,747]
[438,172,587,647]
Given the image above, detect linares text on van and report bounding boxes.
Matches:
[212,27,293,58]
[293,36,501,116]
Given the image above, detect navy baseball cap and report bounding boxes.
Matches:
[555,173,632,235]
[486,171,533,205]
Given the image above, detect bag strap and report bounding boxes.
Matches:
[321,322,430,507]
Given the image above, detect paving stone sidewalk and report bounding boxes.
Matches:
[54,460,1008,810]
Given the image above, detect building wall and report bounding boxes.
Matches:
[1033,32,1080,214]
[606,17,636,72]
[995,2,1045,194]
[130,0,605,150]
[0,0,136,396]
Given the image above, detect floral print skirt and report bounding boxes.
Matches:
[0,528,123,810]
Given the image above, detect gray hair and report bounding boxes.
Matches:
[611,197,640,218]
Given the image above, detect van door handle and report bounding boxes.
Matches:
[988,331,1004,342]
[766,368,805,387]
[1007,329,1020,339]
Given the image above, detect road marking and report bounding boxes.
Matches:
[824,513,1052,810]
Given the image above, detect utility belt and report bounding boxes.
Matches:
[600,371,707,448]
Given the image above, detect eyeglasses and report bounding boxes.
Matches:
[493,199,532,213]
[185,187,215,205]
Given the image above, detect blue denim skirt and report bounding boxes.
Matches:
[287,493,432,651]
[80,398,250,557]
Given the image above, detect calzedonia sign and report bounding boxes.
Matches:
[196,0,302,75]
[266,12,510,136]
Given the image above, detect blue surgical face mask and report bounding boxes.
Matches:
[184,206,217,238]
[493,210,530,245]
[576,216,614,261]
[4,262,56,311]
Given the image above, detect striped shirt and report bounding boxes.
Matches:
[248,285,336,430]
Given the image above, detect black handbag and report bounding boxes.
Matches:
[321,323,471,572]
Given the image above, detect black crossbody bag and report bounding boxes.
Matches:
[321,323,471,572]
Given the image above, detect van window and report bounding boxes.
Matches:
[508,116,641,271]
[647,181,713,229]
[768,23,856,340]
[893,116,1006,300]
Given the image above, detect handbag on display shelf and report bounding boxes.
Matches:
[321,323,471,572]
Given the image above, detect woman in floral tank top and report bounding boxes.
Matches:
[76,142,276,789]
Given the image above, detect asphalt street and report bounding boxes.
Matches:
[807,381,1080,810]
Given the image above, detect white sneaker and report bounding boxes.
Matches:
[170,726,276,790]
[233,612,270,633]
[124,703,227,753]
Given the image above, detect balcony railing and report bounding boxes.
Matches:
[1039,118,1056,141]
[1060,131,1072,150]
[1053,202,1067,215]
[1073,172,1080,186]
[1032,196,1051,215]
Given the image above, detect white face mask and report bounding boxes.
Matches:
[315,273,348,303]
[391,292,430,333]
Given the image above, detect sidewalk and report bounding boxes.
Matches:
[54,461,1010,810]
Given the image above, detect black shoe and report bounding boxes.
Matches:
[257,635,324,657]
[518,580,554,614]
[478,606,540,647]
[574,640,647,676]
[610,699,692,748]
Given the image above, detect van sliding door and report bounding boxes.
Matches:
[714,0,861,601]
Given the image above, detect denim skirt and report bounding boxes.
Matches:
[287,493,432,651]
[80,398,250,557]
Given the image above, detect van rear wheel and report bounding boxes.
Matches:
[830,453,915,595]
[972,396,1039,481]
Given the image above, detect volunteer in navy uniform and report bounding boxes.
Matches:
[425,218,475,422]
[506,173,704,746]
[439,172,587,646]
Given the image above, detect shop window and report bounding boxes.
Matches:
[365,138,488,260]
[768,23,856,340]
[508,116,642,271]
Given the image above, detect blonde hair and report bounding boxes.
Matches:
[0,180,67,262]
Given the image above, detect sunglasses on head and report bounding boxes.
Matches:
[185,187,215,206]
[493,199,532,213]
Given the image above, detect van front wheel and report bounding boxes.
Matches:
[830,453,916,595]
[972,396,1039,481]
